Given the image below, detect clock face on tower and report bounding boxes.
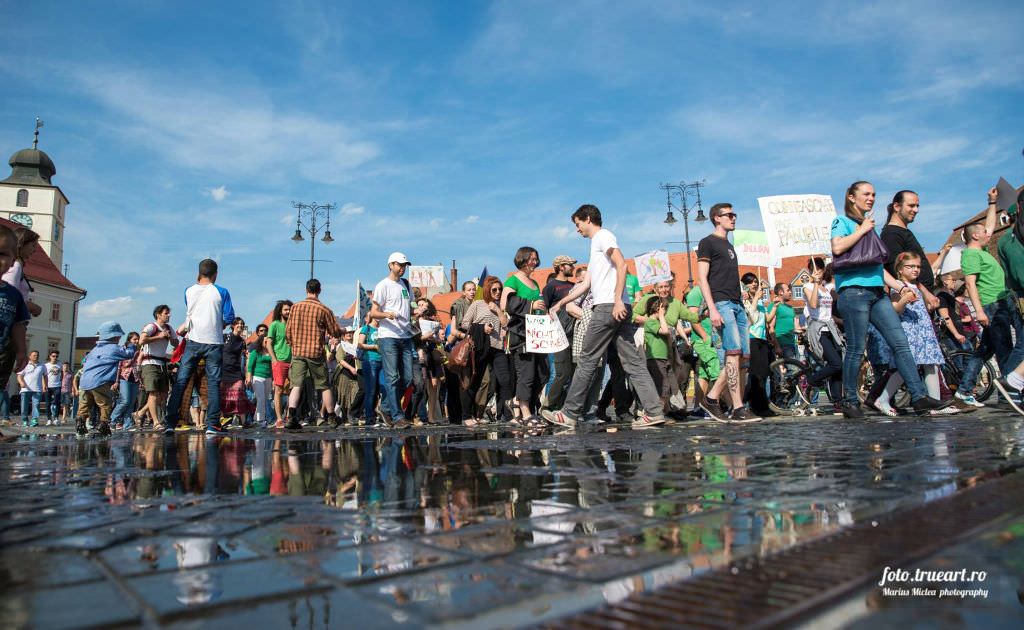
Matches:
[10,213,32,229]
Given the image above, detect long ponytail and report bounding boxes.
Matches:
[844,181,871,220]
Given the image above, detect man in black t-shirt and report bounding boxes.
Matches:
[696,203,759,423]
[881,190,939,307]
[542,255,577,410]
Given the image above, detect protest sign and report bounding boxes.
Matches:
[996,177,1017,213]
[354,280,373,325]
[757,194,837,260]
[409,265,446,288]
[419,319,440,339]
[634,250,673,287]
[733,230,780,268]
[525,314,569,354]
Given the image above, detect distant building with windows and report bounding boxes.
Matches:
[0,131,86,364]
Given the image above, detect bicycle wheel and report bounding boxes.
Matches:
[942,351,995,402]
[767,358,810,414]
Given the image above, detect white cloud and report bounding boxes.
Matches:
[133,286,158,294]
[466,215,479,223]
[82,296,134,318]
[429,218,441,228]
[280,213,296,225]
[552,226,570,239]
[204,185,230,202]
[68,67,380,185]
[340,203,365,216]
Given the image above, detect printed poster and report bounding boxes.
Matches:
[633,250,673,287]
[408,265,446,288]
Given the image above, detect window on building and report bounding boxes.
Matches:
[16,189,28,207]
[47,338,60,356]
[793,286,804,301]
[50,303,61,322]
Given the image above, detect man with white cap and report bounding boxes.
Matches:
[76,321,137,437]
[369,252,416,429]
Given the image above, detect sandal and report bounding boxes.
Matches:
[463,418,480,428]
[523,415,547,429]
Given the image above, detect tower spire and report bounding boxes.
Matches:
[33,117,44,150]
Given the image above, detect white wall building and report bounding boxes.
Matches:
[0,132,86,364]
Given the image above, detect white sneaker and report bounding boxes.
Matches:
[954,391,984,408]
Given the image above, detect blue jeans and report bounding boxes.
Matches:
[961,296,1024,393]
[378,337,415,421]
[111,380,139,427]
[362,359,383,422]
[836,286,926,405]
[165,342,223,429]
[0,390,9,419]
[715,300,749,357]
[21,391,41,423]
[46,387,60,419]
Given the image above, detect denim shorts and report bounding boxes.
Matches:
[715,300,749,357]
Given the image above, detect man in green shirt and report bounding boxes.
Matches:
[959,188,1024,404]
[266,300,293,428]
[625,273,642,303]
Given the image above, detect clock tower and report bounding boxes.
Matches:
[0,120,68,269]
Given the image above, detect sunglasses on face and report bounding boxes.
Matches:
[491,287,502,293]
[719,213,738,220]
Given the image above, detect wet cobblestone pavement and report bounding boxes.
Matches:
[3,408,1024,629]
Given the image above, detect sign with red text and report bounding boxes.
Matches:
[757,194,837,260]
[525,314,569,354]
[733,229,780,268]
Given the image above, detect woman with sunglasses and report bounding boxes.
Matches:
[459,275,512,426]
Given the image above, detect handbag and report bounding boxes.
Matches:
[832,225,888,270]
[449,336,474,367]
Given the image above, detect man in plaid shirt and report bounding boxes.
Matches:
[284,278,343,429]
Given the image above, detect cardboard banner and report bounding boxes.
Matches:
[996,177,1017,213]
[409,265,446,288]
[525,314,569,354]
[634,250,673,287]
[757,194,837,260]
[733,229,780,268]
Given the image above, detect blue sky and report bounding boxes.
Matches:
[1,0,1022,334]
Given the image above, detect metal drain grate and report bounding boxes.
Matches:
[546,470,1024,629]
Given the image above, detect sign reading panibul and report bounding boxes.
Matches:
[757,194,837,261]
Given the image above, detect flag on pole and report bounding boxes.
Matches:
[354,280,373,325]
[474,265,488,299]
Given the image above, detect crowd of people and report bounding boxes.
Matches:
[2,182,1024,439]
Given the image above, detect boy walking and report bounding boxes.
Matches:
[76,322,137,437]
[545,204,666,430]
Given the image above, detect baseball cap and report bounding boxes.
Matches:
[552,255,577,267]
[387,252,410,265]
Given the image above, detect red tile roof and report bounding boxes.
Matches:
[0,217,84,293]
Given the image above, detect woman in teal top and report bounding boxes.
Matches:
[831,180,948,417]
[245,324,273,426]
[500,246,549,427]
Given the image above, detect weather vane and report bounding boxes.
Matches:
[33,117,44,149]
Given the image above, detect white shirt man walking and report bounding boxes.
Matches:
[544,204,666,430]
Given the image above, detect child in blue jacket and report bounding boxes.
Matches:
[77,321,137,437]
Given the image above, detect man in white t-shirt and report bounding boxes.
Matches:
[546,204,666,430]
[368,252,416,429]
[164,259,235,435]
[43,350,62,424]
[17,350,45,426]
[135,304,179,430]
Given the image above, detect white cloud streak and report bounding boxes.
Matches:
[82,296,135,318]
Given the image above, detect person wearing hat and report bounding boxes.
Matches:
[75,321,137,437]
[369,252,417,429]
[542,254,577,410]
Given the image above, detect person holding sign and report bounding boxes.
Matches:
[544,204,666,430]
[831,181,951,418]
[501,246,549,428]
[696,203,760,423]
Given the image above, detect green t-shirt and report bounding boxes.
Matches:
[505,274,541,302]
[961,247,1009,306]
[626,274,642,301]
[997,231,1024,295]
[773,303,796,346]
[267,320,292,363]
[246,351,272,378]
[636,296,698,359]
[685,286,711,344]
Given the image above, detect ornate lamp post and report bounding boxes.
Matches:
[660,180,707,287]
[290,202,336,279]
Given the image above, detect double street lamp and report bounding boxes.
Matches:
[291,201,336,280]
[660,180,707,288]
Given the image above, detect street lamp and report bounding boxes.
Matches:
[660,180,707,288]
[290,201,336,279]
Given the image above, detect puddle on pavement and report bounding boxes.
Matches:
[2,416,1023,625]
